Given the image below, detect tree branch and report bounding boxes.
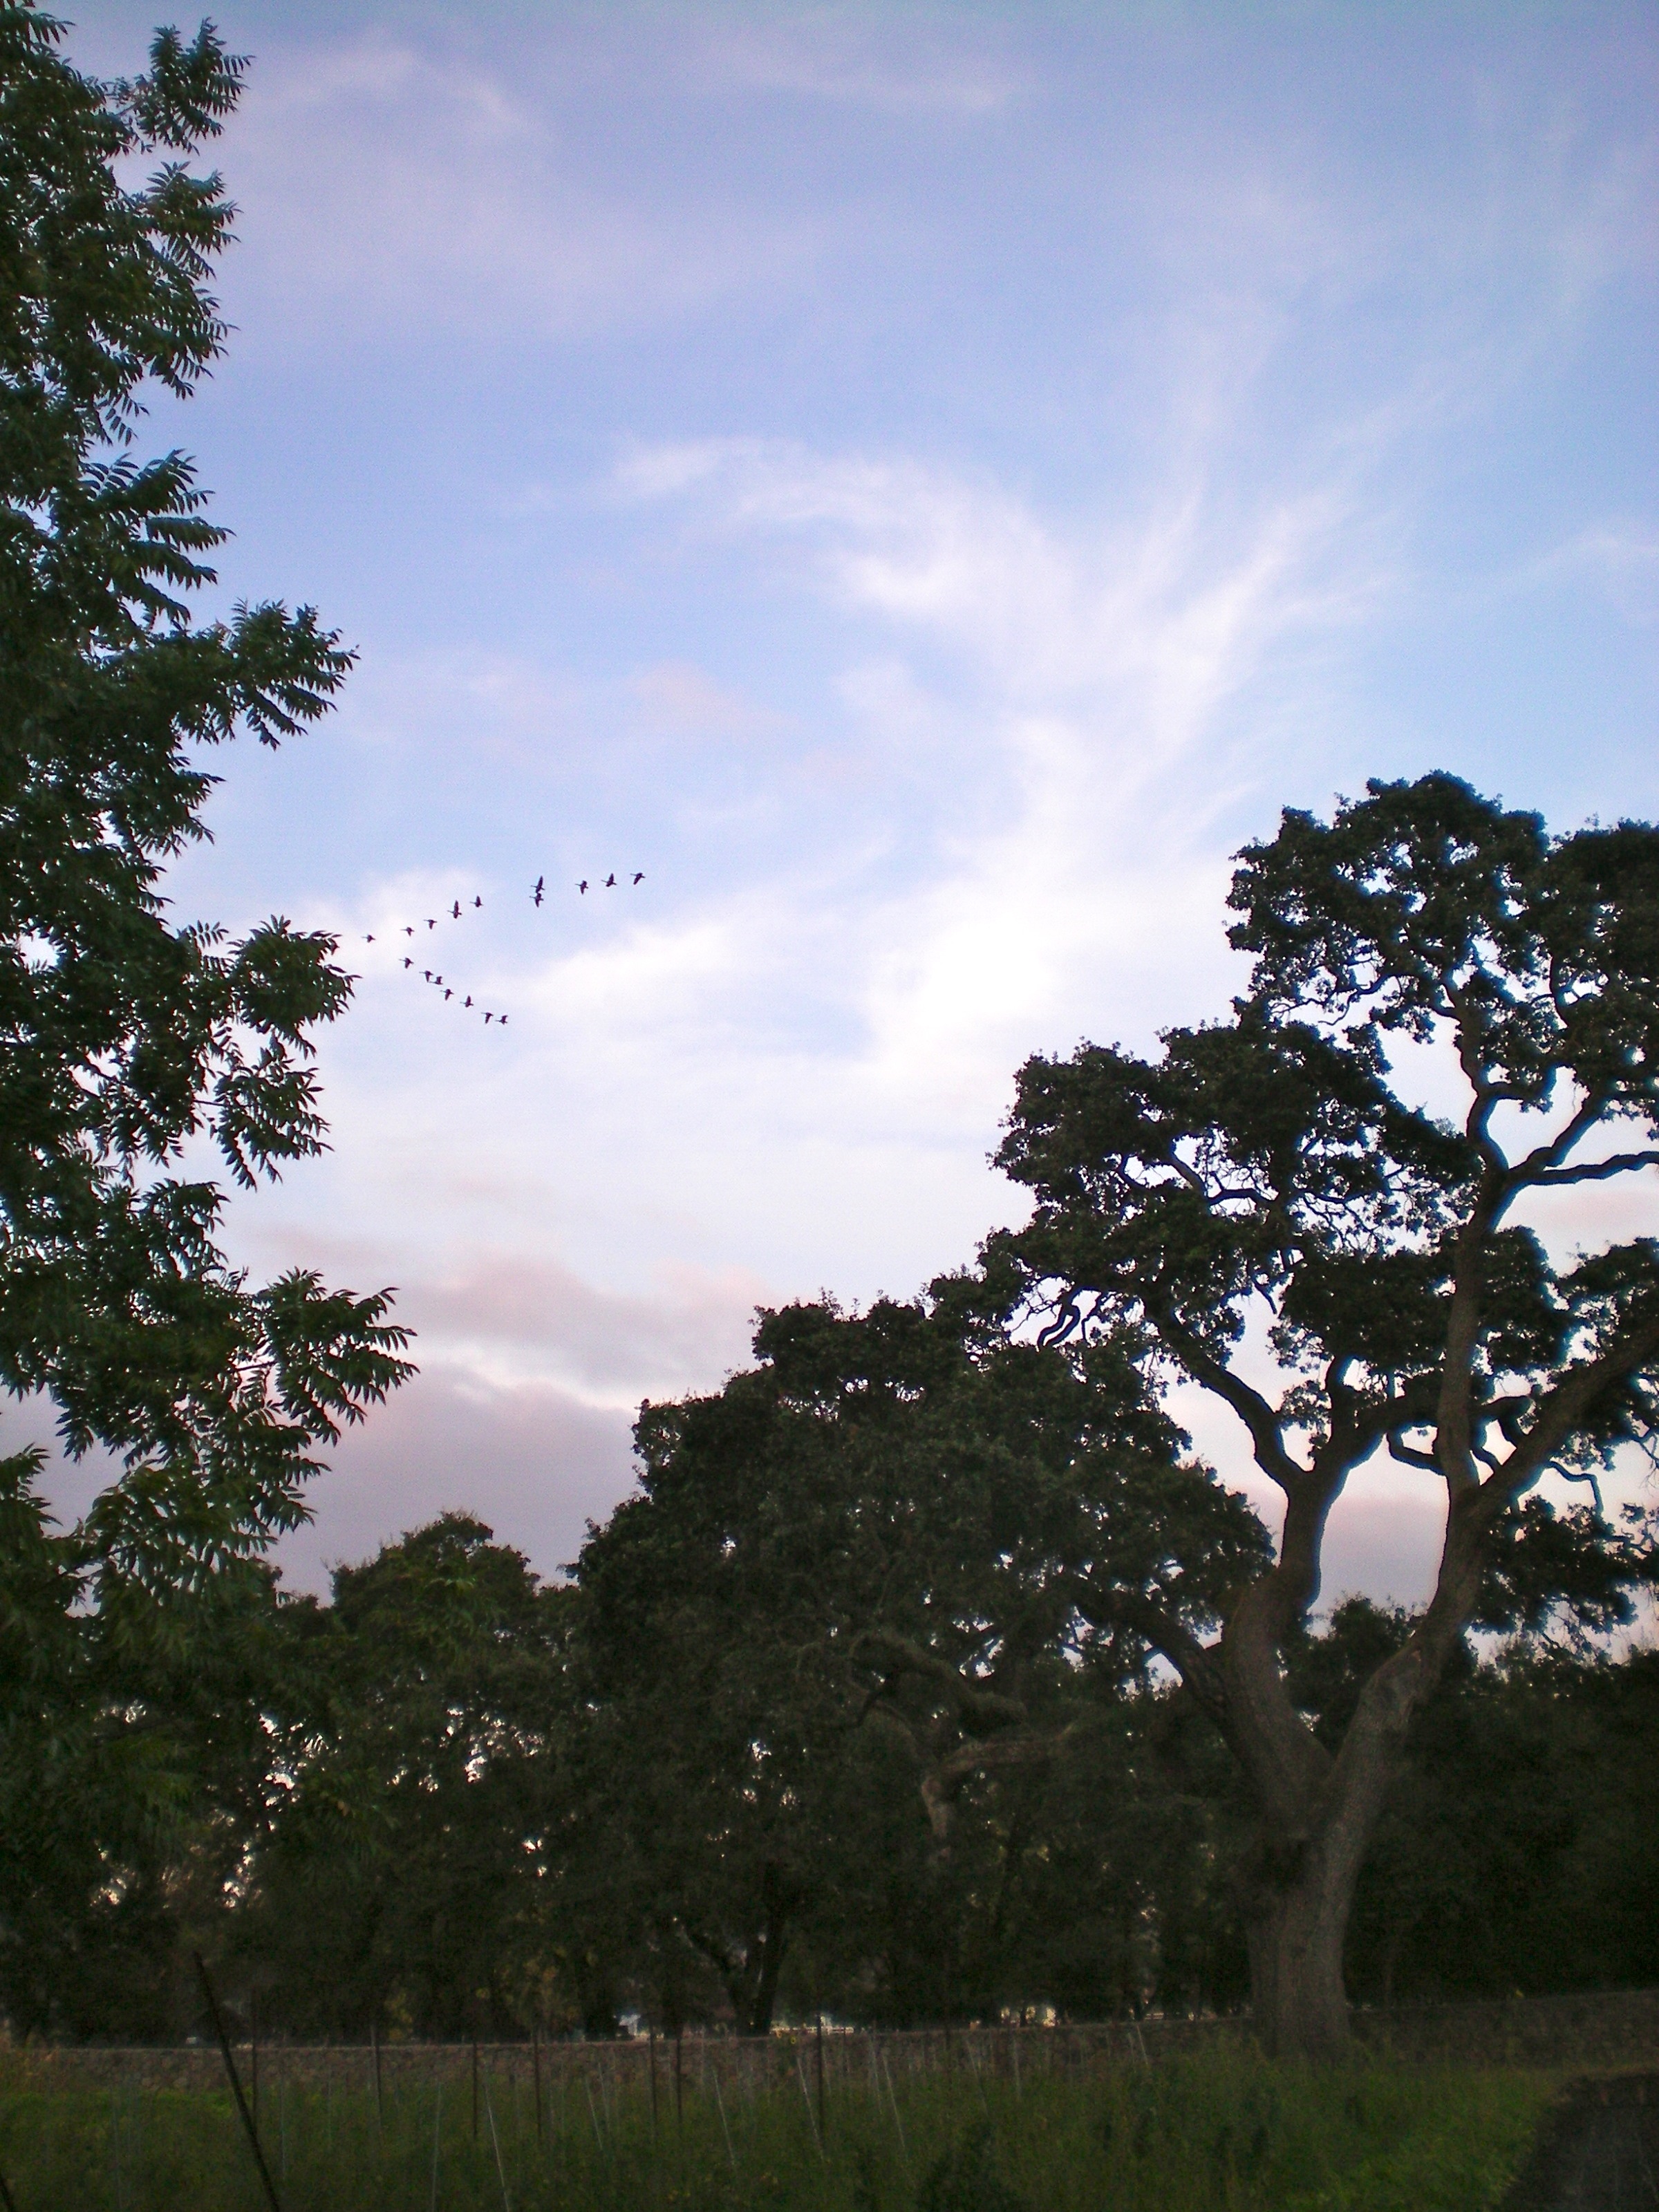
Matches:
[1387,1432,1440,1472]
[918,1727,1076,1843]
[1503,1094,1609,1194]
[850,1628,1028,1732]
[1436,1162,1510,1494]
[1150,1304,1305,1492]
[1526,1150,1659,1190]
[1482,1309,1659,1506]
[1107,1593,1227,1723]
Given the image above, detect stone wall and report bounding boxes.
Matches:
[7,1987,1655,2098]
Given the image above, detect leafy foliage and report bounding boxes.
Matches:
[234,1516,568,2040]
[0,8,410,2029]
[570,1286,1263,2029]
[1,7,411,1594]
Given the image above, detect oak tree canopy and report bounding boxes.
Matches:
[993,771,1659,2056]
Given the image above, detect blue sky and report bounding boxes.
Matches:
[47,1,1659,1595]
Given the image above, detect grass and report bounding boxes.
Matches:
[0,2046,1557,2211]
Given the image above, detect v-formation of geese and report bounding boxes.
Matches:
[360,871,646,1028]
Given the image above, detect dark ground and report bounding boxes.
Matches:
[1501,2076,1659,2211]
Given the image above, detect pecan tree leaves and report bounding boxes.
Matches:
[0,10,411,1591]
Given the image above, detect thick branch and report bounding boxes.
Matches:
[1503,1094,1608,1194]
[1387,1432,1439,1472]
[1080,1586,1227,1723]
[1152,1304,1305,1492]
[1526,1150,1659,1190]
[919,1728,1075,1843]
[1435,1163,1509,1494]
[1342,1378,1439,1461]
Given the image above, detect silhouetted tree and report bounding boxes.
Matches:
[572,1287,1264,2028]
[994,774,1659,2056]
[236,1517,568,2039]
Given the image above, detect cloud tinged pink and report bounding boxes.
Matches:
[399,1250,769,1406]
[278,1366,631,1591]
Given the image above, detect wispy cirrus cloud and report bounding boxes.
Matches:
[603,433,1389,1098]
[684,8,1029,115]
[1524,522,1659,626]
[214,30,834,346]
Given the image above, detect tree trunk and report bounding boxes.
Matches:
[1242,1834,1358,2061]
[744,1880,789,2037]
[1221,1577,1425,2061]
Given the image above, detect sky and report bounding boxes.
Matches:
[36,0,1659,1600]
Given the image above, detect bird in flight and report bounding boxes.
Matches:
[451,901,461,920]
[365,933,375,944]
[465,995,473,1009]
[403,957,412,969]
[474,895,482,908]
[423,970,432,982]
[427,918,436,929]
[632,872,644,885]
[404,926,414,937]
[604,872,617,888]
[485,1011,494,1024]
[444,988,453,1000]
[577,879,588,894]
[533,877,545,907]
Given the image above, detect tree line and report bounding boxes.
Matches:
[4,1394,1656,2047]
[3,11,1656,2061]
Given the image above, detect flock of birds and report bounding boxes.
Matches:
[361,871,646,1028]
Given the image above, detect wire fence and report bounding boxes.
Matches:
[9,1985,1658,2103]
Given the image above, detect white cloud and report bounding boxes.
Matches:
[218,31,830,346]
[603,435,1388,1114]
[687,8,1027,115]
[1526,522,1659,626]
[619,439,1379,721]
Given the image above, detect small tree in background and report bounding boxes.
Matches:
[574,1289,1264,2030]
[995,773,1658,2058]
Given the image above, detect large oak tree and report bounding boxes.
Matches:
[993,774,1659,2058]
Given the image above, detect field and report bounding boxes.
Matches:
[0,2046,1557,2211]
